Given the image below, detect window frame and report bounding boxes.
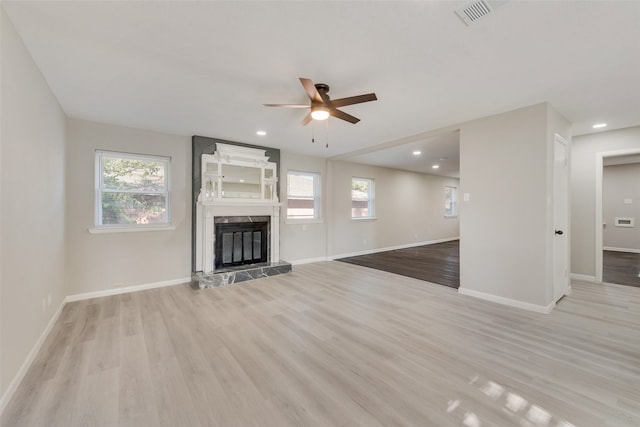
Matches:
[444,185,458,218]
[286,170,322,223]
[351,177,376,220]
[93,150,172,233]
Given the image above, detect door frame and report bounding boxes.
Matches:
[553,134,570,301]
[594,148,640,282]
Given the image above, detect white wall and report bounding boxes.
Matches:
[603,163,640,251]
[571,126,640,277]
[65,119,192,295]
[458,103,570,310]
[327,160,459,258]
[1,9,67,400]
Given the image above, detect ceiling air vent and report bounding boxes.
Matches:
[455,0,504,25]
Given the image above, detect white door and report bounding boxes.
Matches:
[553,135,569,302]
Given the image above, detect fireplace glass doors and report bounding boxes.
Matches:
[215,221,268,269]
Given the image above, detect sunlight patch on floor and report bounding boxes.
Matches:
[446,375,577,427]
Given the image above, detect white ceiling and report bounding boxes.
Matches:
[344,130,461,178]
[4,1,640,175]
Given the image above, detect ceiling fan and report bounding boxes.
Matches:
[264,78,377,125]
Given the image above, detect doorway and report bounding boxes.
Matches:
[595,149,640,285]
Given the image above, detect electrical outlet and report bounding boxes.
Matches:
[414,233,418,239]
[47,294,52,307]
[363,239,367,245]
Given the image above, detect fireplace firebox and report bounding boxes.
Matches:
[215,221,268,268]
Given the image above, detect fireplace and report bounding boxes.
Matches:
[215,218,268,268]
[192,140,291,288]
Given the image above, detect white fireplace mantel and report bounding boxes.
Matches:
[194,144,281,274]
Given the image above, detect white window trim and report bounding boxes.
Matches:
[286,170,322,222]
[350,216,378,222]
[88,224,176,234]
[94,150,172,232]
[351,177,376,219]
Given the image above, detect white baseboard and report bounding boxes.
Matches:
[327,237,460,261]
[457,287,554,314]
[0,298,66,414]
[570,273,597,283]
[65,276,192,302]
[289,257,328,266]
[603,246,640,254]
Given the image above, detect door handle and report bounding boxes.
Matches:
[555,230,564,235]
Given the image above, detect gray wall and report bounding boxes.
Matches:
[1,9,67,399]
[279,152,328,263]
[65,119,192,295]
[571,126,640,277]
[603,163,640,251]
[459,103,570,309]
[326,160,460,258]
[280,154,460,263]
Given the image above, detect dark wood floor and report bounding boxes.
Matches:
[603,250,640,287]
[337,243,639,289]
[337,240,460,288]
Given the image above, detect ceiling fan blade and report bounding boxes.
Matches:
[263,103,309,108]
[301,112,313,126]
[331,108,360,124]
[299,78,322,103]
[331,93,377,108]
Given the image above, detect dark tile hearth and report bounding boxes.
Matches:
[192,261,292,289]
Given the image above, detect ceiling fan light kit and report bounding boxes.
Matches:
[310,106,330,121]
[264,77,377,126]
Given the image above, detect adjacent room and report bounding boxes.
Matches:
[2,1,639,426]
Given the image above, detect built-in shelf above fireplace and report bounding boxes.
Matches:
[200,143,278,203]
[192,142,290,289]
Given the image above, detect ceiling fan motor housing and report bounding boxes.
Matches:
[315,83,330,94]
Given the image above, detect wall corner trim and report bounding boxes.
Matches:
[457,287,554,314]
[0,299,66,415]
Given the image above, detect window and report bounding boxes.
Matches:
[287,171,321,220]
[352,177,375,219]
[445,186,458,217]
[95,151,170,228]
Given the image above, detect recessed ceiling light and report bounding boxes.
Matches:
[413,150,422,156]
[239,179,245,183]
[256,130,267,136]
[592,123,607,129]
[432,164,440,169]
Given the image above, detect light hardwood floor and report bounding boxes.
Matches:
[3,262,640,426]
